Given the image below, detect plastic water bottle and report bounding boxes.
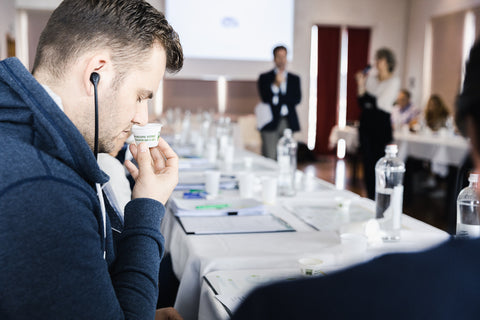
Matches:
[375,144,405,241]
[456,173,480,238]
[277,128,297,196]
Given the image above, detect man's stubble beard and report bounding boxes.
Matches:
[80,88,119,155]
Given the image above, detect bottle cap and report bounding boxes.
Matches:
[385,144,398,154]
[283,128,293,137]
[469,173,479,183]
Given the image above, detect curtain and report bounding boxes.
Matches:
[346,27,371,123]
[315,26,341,154]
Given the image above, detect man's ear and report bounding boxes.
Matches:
[82,52,112,96]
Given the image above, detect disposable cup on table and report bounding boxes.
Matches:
[238,172,255,198]
[340,233,367,265]
[243,156,253,169]
[298,258,324,276]
[261,177,277,204]
[205,170,221,197]
[206,139,218,164]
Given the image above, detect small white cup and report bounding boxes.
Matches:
[206,139,218,164]
[132,123,162,148]
[224,145,235,165]
[238,172,255,198]
[298,258,324,276]
[340,233,367,265]
[205,170,221,197]
[303,171,316,191]
[243,157,253,169]
[438,127,448,138]
[261,177,277,204]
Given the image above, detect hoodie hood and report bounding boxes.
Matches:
[0,57,108,186]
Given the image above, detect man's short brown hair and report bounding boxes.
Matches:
[32,0,183,80]
[273,45,287,58]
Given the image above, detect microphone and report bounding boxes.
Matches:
[90,72,100,159]
[362,64,372,75]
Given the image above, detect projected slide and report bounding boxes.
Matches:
[166,0,294,61]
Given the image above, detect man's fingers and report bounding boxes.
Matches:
[150,147,166,173]
[124,159,139,179]
[129,143,138,158]
[156,137,178,169]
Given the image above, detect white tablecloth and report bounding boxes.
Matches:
[329,125,470,175]
[328,125,360,152]
[162,148,450,320]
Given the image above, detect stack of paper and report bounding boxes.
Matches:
[282,196,374,231]
[178,158,217,171]
[204,269,316,315]
[175,172,237,191]
[177,214,295,235]
[170,197,266,217]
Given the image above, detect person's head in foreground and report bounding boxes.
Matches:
[32,0,183,154]
[457,40,480,182]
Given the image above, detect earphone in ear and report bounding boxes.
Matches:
[90,72,100,86]
[90,72,100,160]
[89,71,107,260]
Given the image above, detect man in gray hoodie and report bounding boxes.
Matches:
[0,0,184,319]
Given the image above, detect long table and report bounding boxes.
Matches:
[330,125,469,234]
[329,125,470,170]
[162,148,449,320]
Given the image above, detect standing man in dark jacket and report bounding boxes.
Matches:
[258,45,301,159]
[0,0,184,319]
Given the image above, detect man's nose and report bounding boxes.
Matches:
[133,103,149,126]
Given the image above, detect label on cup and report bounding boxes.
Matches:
[132,123,162,148]
[134,134,160,142]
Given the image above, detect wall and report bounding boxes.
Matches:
[16,0,478,145]
[159,0,410,143]
[10,0,410,143]
[405,0,480,110]
[27,10,50,71]
[0,0,16,59]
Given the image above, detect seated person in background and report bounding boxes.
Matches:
[231,40,480,320]
[391,88,419,130]
[424,94,451,131]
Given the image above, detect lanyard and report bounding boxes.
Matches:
[96,182,107,260]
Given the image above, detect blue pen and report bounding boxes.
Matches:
[183,191,207,199]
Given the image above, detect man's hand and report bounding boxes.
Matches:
[125,137,179,205]
[274,72,285,87]
[155,307,183,320]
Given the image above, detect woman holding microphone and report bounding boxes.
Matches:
[356,48,400,199]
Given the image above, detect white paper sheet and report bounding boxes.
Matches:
[177,214,295,235]
[171,197,266,217]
